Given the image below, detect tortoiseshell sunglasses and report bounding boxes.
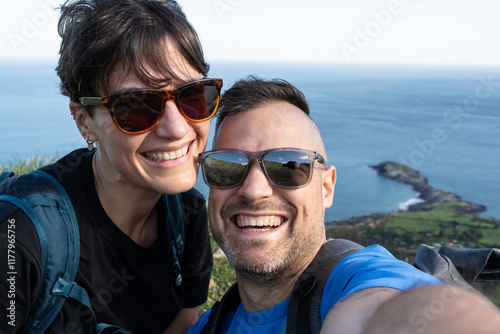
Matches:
[80,78,223,134]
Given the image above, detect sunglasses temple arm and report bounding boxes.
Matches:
[80,97,104,106]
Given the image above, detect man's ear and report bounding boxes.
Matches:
[322,165,336,209]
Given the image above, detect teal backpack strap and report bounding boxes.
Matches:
[50,278,130,334]
[0,171,14,182]
[0,170,81,332]
[27,171,130,334]
[0,170,130,334]
[163,193,185,258]
[163,193,185,287]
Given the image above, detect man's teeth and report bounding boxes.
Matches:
[236,215,283,231]
[144,146,188,162]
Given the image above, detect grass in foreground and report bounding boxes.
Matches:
[0,155,57,175]
[200,230,236,314]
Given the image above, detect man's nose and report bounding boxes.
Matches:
[237,161,274,202]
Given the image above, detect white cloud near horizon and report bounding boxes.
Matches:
[1,0,499,66]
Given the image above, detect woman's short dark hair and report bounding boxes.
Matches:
[56,0,209,107]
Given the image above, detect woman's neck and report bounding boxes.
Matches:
[92,154,162,247]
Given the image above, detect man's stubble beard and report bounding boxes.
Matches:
[215,216,325,285]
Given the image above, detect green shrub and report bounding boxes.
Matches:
[0,155,57,174]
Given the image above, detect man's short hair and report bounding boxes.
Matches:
[213,76,312,147]
[56,0,208,107]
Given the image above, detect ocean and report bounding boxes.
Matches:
[1,58,499,222]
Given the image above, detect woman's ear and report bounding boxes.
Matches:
[69,101,95,141]
[322,165,336,209]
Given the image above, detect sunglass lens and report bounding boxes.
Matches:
[203,152,248,188]
[263,150,311,187]
[113,93,162,133]
[179,83,218,120]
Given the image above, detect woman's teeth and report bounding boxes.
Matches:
[144,146,188,162]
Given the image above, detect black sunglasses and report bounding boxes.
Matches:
[198,148,327,189]
[80,79,223,134]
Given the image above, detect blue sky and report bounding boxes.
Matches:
[1,0,500,65]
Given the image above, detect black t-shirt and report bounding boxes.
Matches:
[0,149,213,333]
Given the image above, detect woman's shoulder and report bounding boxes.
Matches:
[180,187,207,210]
[182,187,206,201]
[40,148,93,183]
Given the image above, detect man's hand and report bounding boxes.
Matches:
[320,287,401,334]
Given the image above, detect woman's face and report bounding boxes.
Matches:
[84,50,210,195]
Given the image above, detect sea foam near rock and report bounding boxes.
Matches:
[399,198,425,211]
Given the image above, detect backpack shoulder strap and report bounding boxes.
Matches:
[163,193,185,287]
[286,239,364,334]
[200,282,241,334]
[0,171,15,182]
[0,170,81,332]
[163,193,185,258]
[0,170,130,334]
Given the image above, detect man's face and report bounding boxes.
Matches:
[208,102,336,284]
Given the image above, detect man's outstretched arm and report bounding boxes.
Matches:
[321,285,500,334]
[360,285,500,334]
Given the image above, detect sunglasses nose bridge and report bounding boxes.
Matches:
[160,90,177,109]
[152,91,191,139]
[160,89,189,121]
[243,157,273,186]
[237,157,275,200]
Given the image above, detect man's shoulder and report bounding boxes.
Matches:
[339,244,393,261]
[330,243,440,287]
[187,308,212,334]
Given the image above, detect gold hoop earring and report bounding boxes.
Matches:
[86,137,94,151]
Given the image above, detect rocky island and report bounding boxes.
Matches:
[371,161,486,213]
[326,161,487,227]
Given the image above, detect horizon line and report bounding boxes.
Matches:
[1,56,500,70]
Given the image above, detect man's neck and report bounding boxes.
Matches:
[235,258,314,313]
[236,275,296,313]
